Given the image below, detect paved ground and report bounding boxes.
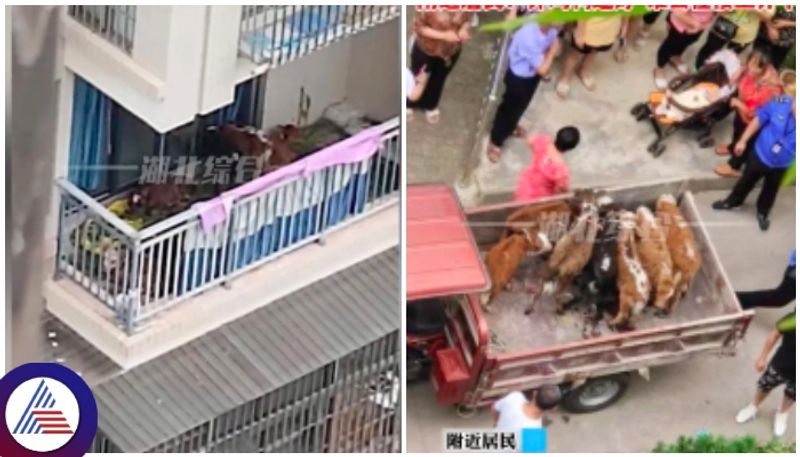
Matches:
[407,15,737,206]
[406,8,503,186]
[406,14,797,453]
[407,189,796,452]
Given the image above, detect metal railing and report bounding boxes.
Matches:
[54,119,400,332]
[67,5,136,54]
[238,5,400,66]
[143,332,400,453]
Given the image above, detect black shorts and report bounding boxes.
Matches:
[758,364,796,401]
[572,36,613,54]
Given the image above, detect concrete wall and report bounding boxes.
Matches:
[63,5,242,133]
[345,20,401,122]
[261,38,352,128]
[262,18,400,129]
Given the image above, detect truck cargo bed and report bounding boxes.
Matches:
[485,253,727,354]
[469,180,744,352]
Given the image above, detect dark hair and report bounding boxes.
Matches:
[524,385,562,410]
[555,126,580,153]
[747,47,772,71]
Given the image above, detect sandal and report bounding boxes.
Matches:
[556,81,570,98]
[714,163,742,178]
[425,109,440,125]
[715,144,731,156]
[578,72,596,91]
[513,126,527,138]
[487,145,502,163]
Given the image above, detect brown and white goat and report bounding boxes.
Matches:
[655,194,701,312]
[610,211,651,328]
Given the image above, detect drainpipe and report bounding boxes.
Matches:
[189,5,213,155]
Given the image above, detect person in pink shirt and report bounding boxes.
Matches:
[514,127,580,202]
[653,10,716,89]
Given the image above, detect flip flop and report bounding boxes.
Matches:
[578,73,596,91]
[487,145,502,163]
[715,144,731,156]
[425,109,440,125]
[556,81,570,98]
[714,163,742,178]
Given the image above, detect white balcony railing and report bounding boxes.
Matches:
[67,5,136,54]
[54,119,400,332]
[238,5,400,66]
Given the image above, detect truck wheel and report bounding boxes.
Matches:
[561,373,630,413]
[406,347,429,383]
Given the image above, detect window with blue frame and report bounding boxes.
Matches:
[68,76,260,197]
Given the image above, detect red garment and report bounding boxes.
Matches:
[738,67,781,119]
[514,134,570,202]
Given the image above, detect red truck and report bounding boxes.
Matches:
[407,180,755,414]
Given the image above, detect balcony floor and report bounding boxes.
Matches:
[44,202,398,369]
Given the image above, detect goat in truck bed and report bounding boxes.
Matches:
[656,194,701,313]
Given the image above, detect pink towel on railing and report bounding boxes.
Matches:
[193,124,386,232]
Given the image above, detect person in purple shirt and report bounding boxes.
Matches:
[487,22,562,163]
[713,88,796,231]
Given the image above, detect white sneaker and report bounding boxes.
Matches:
[774,410,789,437]
[736,403,758,424]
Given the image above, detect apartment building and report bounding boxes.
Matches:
[19,5,402,452]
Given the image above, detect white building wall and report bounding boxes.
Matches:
[261,18,400,129]
[345,20,401,122]
[261,38,353,128]
[62,5,245,133]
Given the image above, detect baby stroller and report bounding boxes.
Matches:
[631,62,733,157]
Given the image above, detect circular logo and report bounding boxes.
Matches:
[0,363,97,457]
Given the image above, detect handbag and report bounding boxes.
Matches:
[711,15,738,41]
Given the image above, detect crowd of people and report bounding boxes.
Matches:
[406,7,796,442]
[407,7,795,232]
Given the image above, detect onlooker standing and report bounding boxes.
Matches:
[695,10,773,69]
[407,12,471,124]
[735,312,795,437]
[487,23,562,162]
[737,250,796,310]
[556,16,627,97]
[653,10,716,89]
[754,6,796,68]
[635,11,663,47]
[714,48,781,178]
[712,76,796,231]
[492,386,562,430]
[514,127,580,202]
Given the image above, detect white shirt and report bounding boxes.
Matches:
[493,392,543,431]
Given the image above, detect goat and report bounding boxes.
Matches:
[655,194,701,312]
[546,201,600,311]
[610,211,651,329]
[635,206,676,313]
[482,228,552,311]
[503,200,573,241]
[266,124,300,170]
[128,182,189,218]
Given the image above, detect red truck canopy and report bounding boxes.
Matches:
[407,185,490,301]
